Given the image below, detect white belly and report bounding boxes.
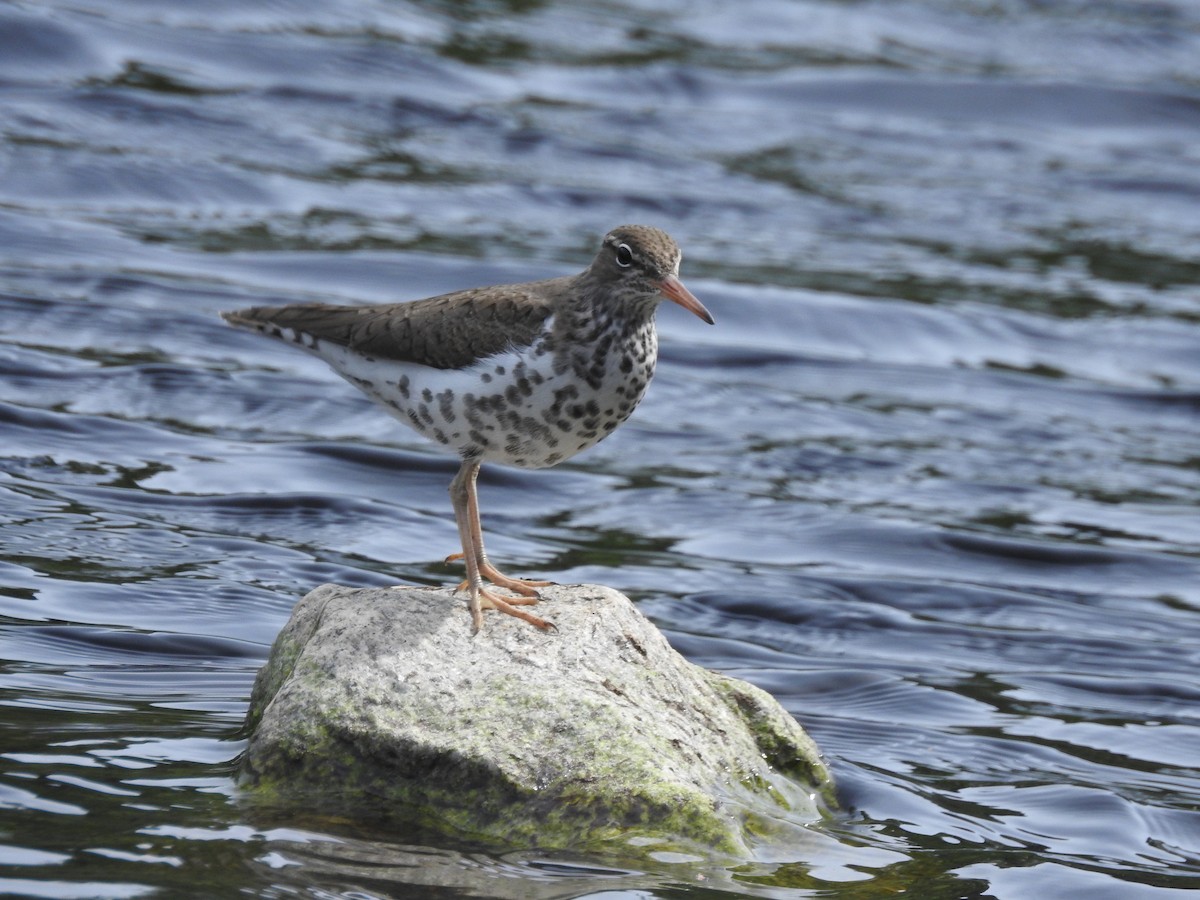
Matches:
[316,328,657,469]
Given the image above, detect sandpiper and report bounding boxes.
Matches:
[223,225,713,632]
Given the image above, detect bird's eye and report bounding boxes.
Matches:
[615,243,633,268]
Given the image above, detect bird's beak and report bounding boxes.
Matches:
[659,274,714,324]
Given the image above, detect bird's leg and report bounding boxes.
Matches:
[444,466,553,596]
[449,460,552,633]
[465,464,554,596]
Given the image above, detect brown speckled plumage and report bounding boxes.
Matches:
[223,282,557,370]
[222,225,713,633]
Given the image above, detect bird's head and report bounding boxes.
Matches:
[589,225,714,325]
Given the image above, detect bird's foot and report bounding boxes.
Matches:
[468,586,555,633]
[444,552,554,597]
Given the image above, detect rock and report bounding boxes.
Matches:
[239,583,836,858]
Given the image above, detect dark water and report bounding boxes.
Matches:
[2,1,1199,897]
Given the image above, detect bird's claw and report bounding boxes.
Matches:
[468,586,554,633]
[446,552,552,596]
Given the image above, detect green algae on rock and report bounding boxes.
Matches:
[239,583,836,858]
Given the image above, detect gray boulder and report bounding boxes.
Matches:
[240,583,835,858]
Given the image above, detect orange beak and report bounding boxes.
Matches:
[659,274,714,325]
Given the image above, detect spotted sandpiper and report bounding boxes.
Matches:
[222,225,713,632]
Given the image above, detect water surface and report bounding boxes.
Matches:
[2,1,1199,897]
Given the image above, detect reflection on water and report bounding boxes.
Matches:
[2,0,1200,897]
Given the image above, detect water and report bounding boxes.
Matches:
[2,0,1199,896]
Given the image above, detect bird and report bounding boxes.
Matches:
[222,225,713,633]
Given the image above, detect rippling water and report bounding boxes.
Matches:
[2,1,1199,897]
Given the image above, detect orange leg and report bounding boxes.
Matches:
[448,460,553,633]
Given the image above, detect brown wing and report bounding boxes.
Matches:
[222,278,562,370]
